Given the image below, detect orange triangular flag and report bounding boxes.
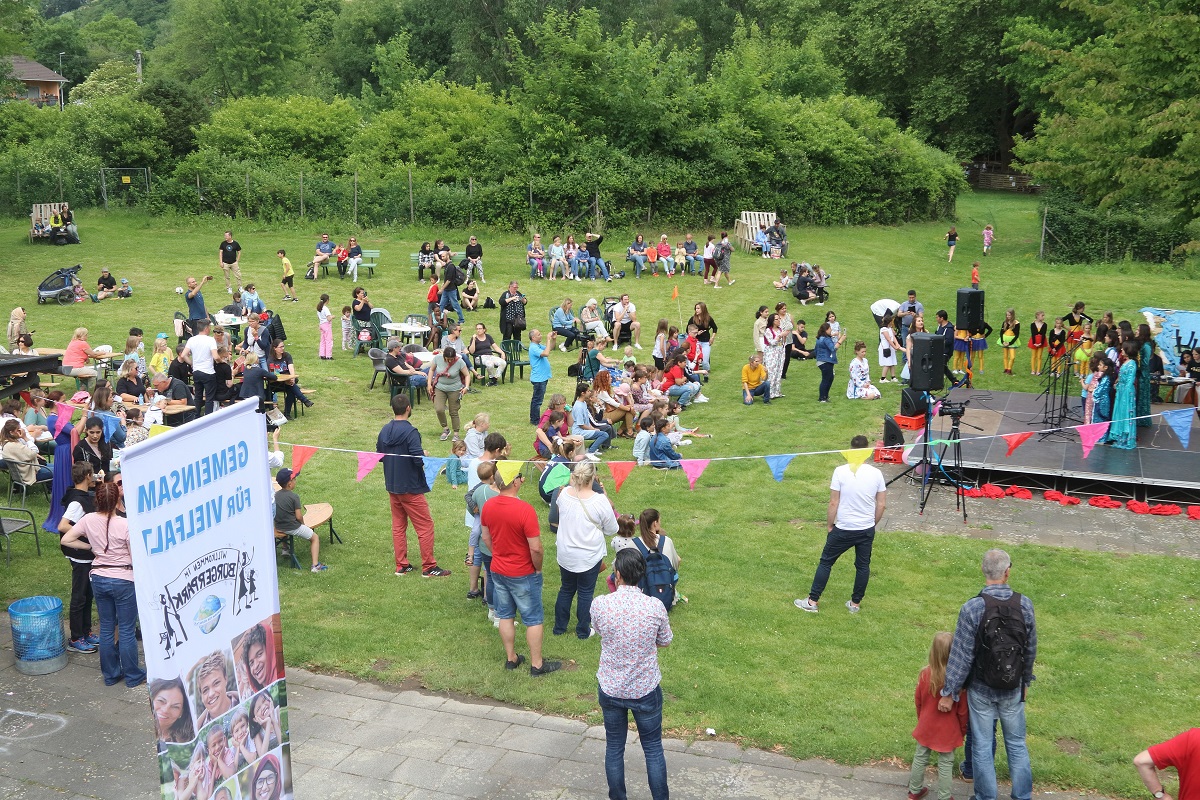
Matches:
[606,461,635,493]
[671,285,679,300]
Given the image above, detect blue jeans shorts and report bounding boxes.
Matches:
[490,571,544,626]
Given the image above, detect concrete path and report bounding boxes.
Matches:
[2,614,1093,800]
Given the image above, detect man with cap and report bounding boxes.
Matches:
[273,468,327,573]
[95,268,117,301]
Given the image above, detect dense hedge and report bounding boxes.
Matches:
[1041,190,1188,266]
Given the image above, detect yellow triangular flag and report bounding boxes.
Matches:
[148,424,173,438]
[841,448,872,471]
[495,459,524,485]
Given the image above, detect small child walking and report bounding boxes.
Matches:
[316,294,333,360]
[446,439,469,489]
[340,306,354,351]
[982,224,995,256]
[278,249,297,302]
[907,632,967,800]
[970,261,980,290]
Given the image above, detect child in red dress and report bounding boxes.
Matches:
[907,632,968,800]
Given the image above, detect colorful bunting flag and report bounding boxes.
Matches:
[764,453,796,482]
[542,463,571,492]
[1163,408,1195,450]
[840,448,871,470]
[1002,431,1033,457]
[356,452,385,482]
[1077,422,1110,459]
[495,459,524,485]
[422,456,447,489]
[53,402,74,437]
[606,461,635,493]
[291,445,318,475]
[680,459,709,490]
[148,424,172,438]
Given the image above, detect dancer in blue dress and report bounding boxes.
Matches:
[1104,342,1138,450]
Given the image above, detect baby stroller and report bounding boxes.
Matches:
[36,264,83,306]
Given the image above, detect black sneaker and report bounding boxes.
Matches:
[505,654,526,670]
[466,589,483,599]
[394,566,415,576]
[422,566,452,578]
[530,660,562,677]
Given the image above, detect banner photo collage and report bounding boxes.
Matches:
[122,400,295,800]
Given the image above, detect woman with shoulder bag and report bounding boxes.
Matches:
[553,461,618,639]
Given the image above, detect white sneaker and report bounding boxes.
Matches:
[794,598,819,613]
[227,287,233,294]
[634,343,643,350]
[679,439,693,446]
[559,343,567,352]
[585,453,601,462]
[694,394,709,403]
[611,345,619,351]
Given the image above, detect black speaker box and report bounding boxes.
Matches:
[883,415,905,448]
[956,288,984,332]
[900,387,928,417]
[908,333,946,393]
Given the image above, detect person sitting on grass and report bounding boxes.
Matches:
[273,468,327,573]
[647,418,682,469]
[632,416,654,465]
[742,352,771,405]
[571,382,610,456]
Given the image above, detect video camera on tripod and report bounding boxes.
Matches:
[938,399,969,418]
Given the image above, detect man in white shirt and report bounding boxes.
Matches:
[610,294,642,350]
[180,318,220,415]
[794,434,887,614]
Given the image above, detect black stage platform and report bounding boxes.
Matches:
[900,388,1200,503]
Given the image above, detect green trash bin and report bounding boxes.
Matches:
[8,596,68,675]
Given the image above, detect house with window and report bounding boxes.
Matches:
[3,56,67,108]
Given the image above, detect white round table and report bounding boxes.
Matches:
[384,322,431,345]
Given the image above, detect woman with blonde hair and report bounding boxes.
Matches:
[553,460,618,638]
[60,327,103,391]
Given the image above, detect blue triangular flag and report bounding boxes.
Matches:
[1163,408,1195,450]
[764,453,797,482]
[423,457,448,490]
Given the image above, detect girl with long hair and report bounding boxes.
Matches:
[998,308,1021,375]
[907,632,965,800]
[316,294,333,360]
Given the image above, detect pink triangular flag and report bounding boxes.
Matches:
[680,459,710,490]
[54,402,75,437]
[1002,432,1033,457]
[1077,422,1110,459]
[291,445,318,475]
[356,451,385,482]
[606,461,636,493]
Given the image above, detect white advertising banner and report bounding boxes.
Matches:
[123,399,295,800]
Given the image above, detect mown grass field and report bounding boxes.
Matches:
[3,192,1198,798]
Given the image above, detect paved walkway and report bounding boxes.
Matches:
[2,615,1093,800]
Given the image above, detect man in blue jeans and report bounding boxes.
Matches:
[591,548,673,800]
[527,329,555,425]
[938,549,1037,800]
[794,434,886,614]
[480,462,562,677]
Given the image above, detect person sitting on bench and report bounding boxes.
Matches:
[273,468,327,573]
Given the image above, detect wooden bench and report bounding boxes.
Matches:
[274,501,340,569]
[29,203,54,244]
[735,210,776,253]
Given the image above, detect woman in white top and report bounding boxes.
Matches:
[553,461,618,639]
[580,298,607,339]
[878,311,900,382]
[752,305,769,354]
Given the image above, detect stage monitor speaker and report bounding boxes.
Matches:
[908,333,946,393]
[900,386,928,417]
[956,288,985,332]
[883,415,905,448]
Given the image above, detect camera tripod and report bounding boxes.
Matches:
[887,393,979,521]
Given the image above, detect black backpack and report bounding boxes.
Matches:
[973,592,1027,690]
[449,263,466,287]
[633,537,676,612]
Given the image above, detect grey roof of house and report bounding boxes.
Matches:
[4,56,67,83]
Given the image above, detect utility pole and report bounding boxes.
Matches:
[135,50,143,84]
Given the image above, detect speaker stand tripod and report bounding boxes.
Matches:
[1033,339,1084,441]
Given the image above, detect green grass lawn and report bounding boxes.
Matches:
[3,193,1199,798]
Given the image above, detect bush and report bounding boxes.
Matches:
[1041,189,1188,265]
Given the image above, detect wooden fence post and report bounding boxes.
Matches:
[299,171,304,218]
[408,167,414,224]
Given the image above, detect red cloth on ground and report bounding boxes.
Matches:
[1044,490,1081,506]
[963,487,985,498]
[1149,504,1182,516]
[980,483,1005,499]
[1089,495,1123,509]
[912,667,968,752]
[1127,500,1151,514]
[1189,506,1200,521]
[1005,486,1033,500]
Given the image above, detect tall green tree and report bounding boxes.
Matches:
[153,0,302,97]
[1015,0,1200,230]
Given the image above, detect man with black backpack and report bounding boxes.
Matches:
[939,549,1037,800]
